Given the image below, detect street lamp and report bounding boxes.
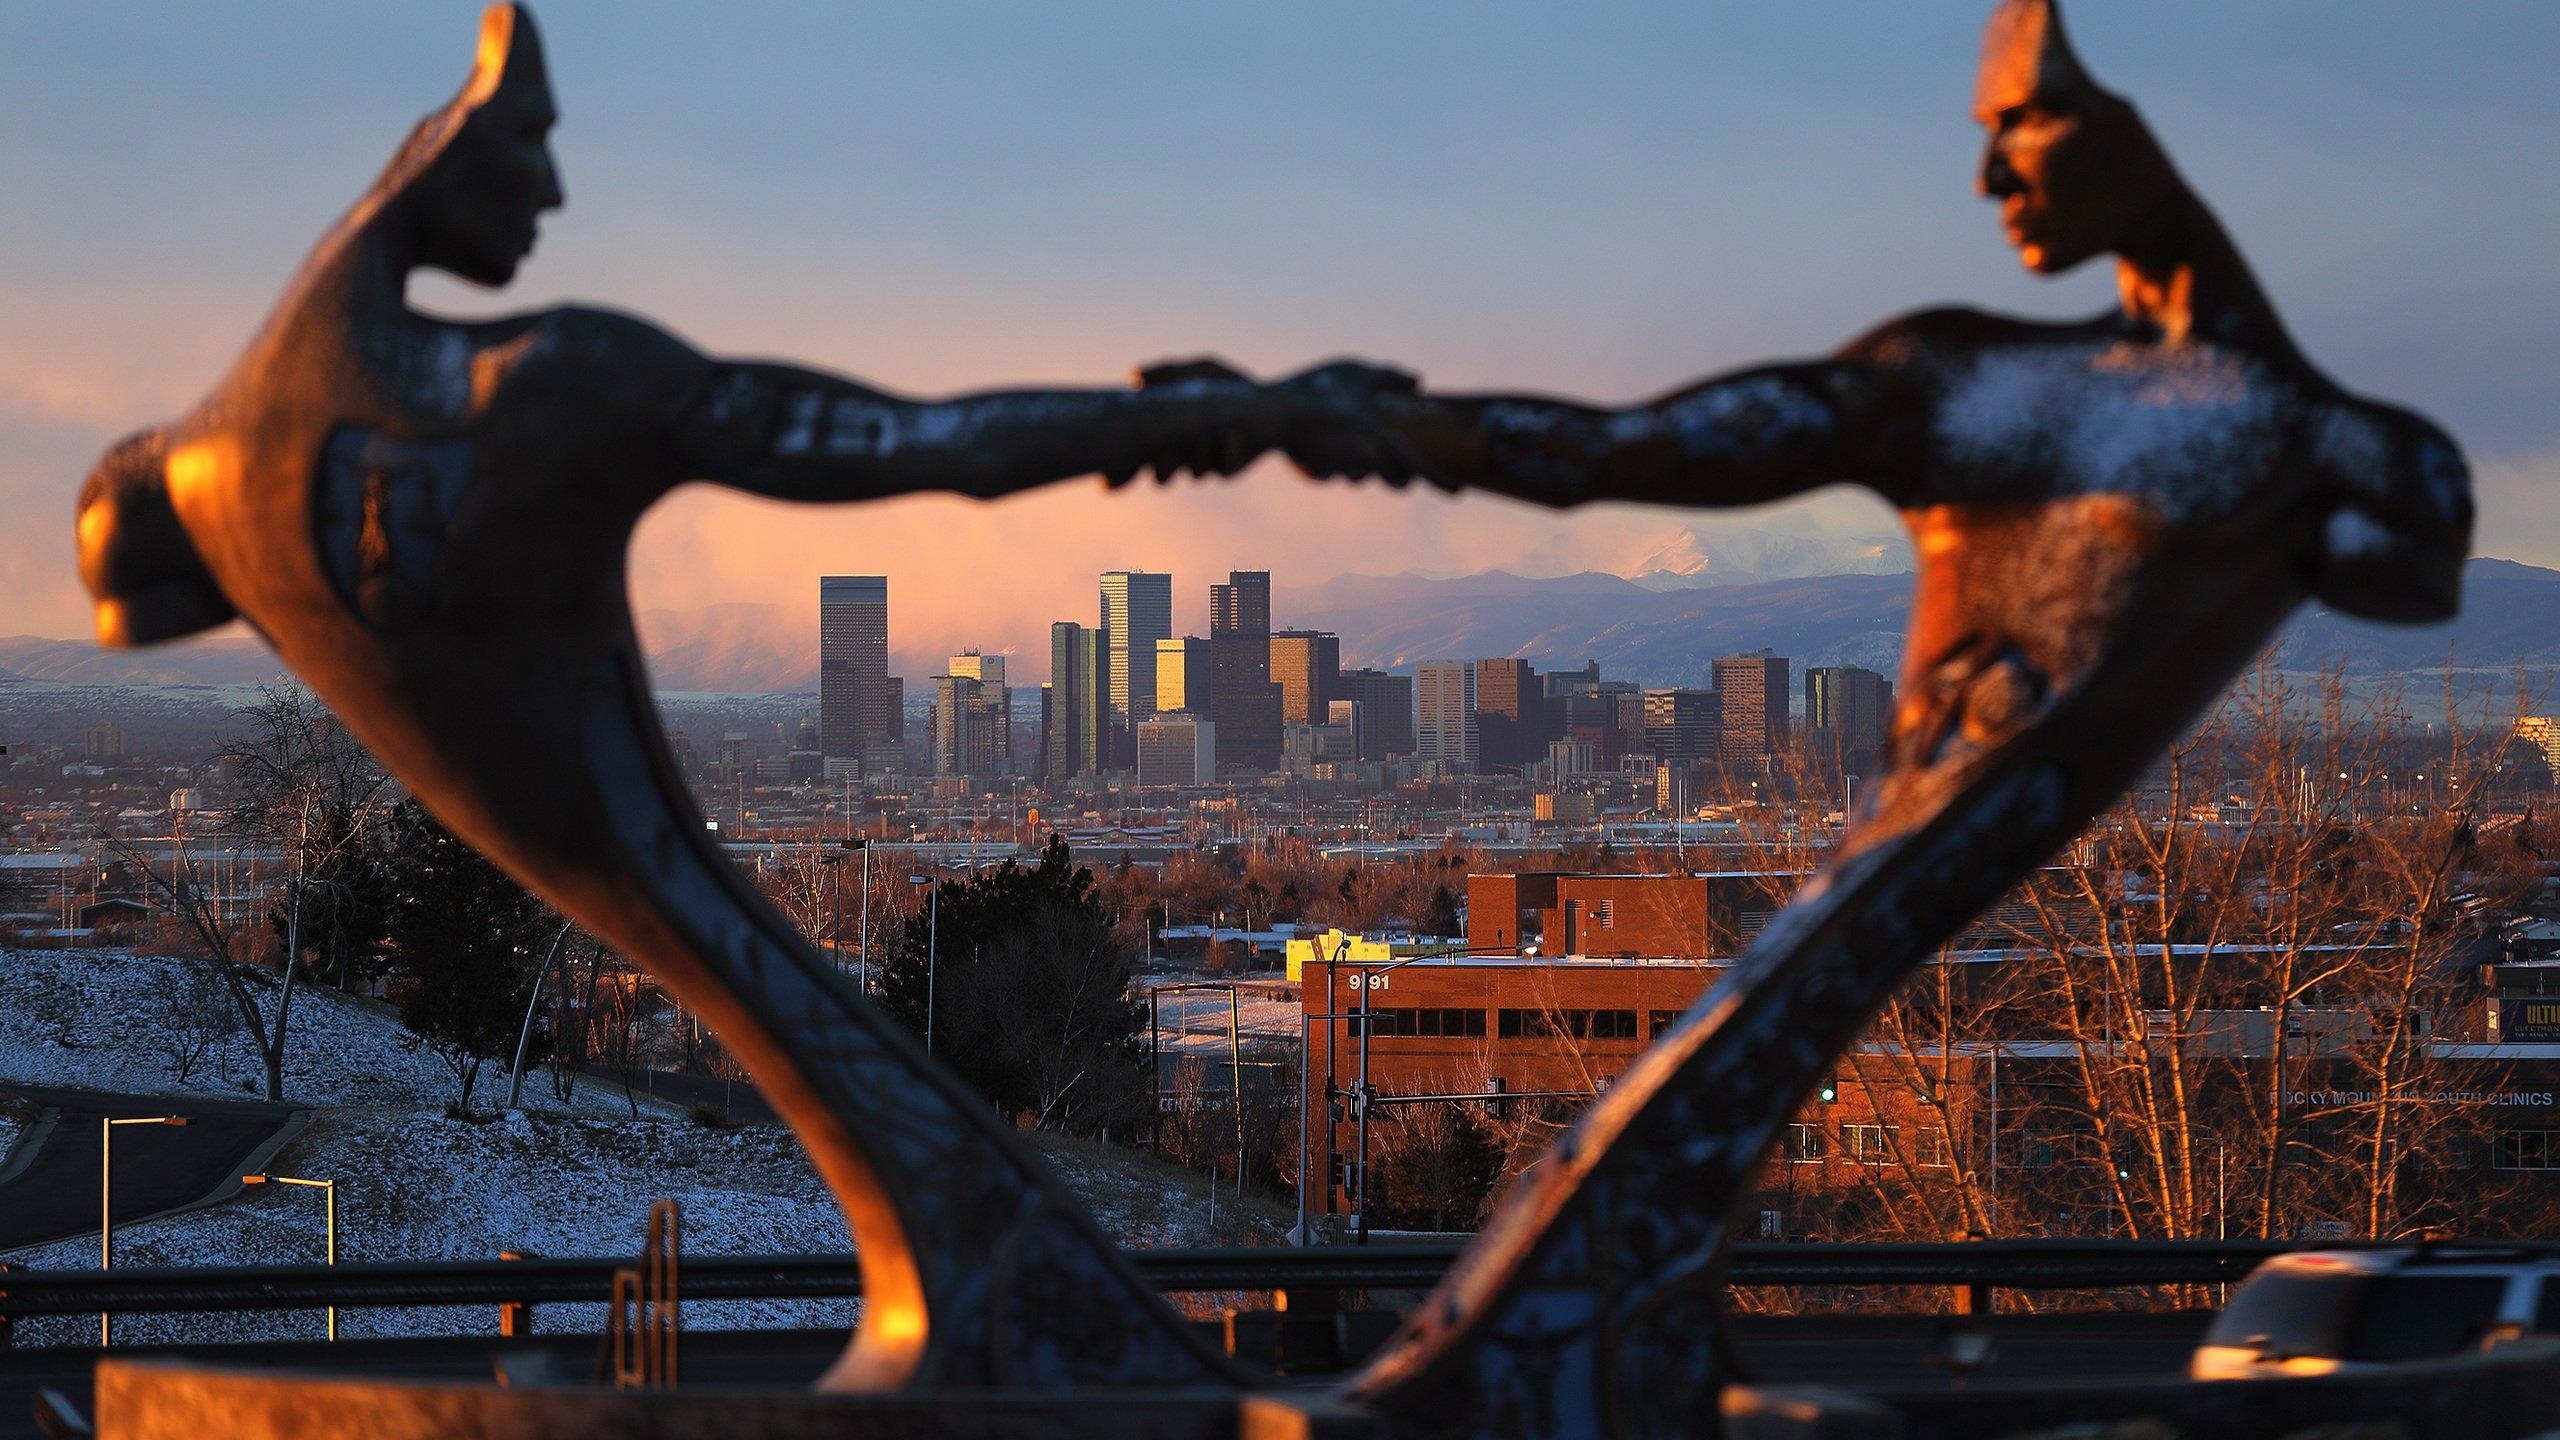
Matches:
[101,1115,189,1346]
[241,1173,338,1340]
[820,837,871,993]
[909,874,938,1055]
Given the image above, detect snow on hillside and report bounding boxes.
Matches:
[0,947,627,1113]
[0,948,1287,1345]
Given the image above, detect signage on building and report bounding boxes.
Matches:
[2493,996,2560,1042]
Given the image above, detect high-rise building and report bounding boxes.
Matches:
[932,673,1002,778]
[1714,651,1790,767]
[1416,662,1480,773]
[1206,570,1280,772]
[1270,630,1341,727]
[1210,571,1271,637]
[1804,665,1892,769]
[1325,699,1366,765]
[1641,688,1720,762]
[1137,715,1217,786]
[1155,636,1211,715]
[819,575,890,776]
[1474,658,1545,770]
[947,652,1011,773]
[1045,622,1109,782]
[1099,571,1173,761]
[1338,668,1416,759]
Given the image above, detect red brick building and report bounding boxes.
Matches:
[1466,871,1796,960]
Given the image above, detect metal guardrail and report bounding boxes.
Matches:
[5,1238,2514,1327]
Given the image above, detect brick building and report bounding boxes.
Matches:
[1465,871,1796,959]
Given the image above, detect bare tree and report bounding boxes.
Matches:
[142,959,237,1086]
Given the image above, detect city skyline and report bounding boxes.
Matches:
[5,6,2554,660]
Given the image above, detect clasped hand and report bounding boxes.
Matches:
[1131,355,1424,486]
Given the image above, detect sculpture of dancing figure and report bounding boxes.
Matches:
[1249,2,2472,1435]
[74,4,1399,1398]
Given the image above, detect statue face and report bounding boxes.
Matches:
[410,73,563,287]
[1974,94,2159,275]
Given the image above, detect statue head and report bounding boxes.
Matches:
[76,429,238,647]
[1973,0,2178,274]
[381,5,564,287]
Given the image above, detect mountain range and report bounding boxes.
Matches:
[6,558,2558,699]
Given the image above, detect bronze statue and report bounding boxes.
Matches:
[1263,2,2472,1435]
[79,3,2473,1437]
[75,2,1390,1401]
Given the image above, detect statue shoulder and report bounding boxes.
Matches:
[1836,305,2092,369]
[525,305,714,384]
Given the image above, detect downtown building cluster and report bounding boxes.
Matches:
[811,573,1897,807]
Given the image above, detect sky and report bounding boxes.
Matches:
[3,2,2554,675]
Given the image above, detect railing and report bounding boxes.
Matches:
[2,1238,2511,1335]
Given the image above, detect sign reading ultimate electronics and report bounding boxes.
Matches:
[2491,997,2560,1043]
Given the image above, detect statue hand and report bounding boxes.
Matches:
[1274,359,1426,485]
[1121,355,1272,484]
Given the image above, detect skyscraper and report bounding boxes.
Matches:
[1473,658,1544,770]
[1337,668,1415,760]
[819,575,889,777]
[947,651,1011,774]
[1269,630,1340,727]
[1098,571,1172,760]
[1155,636,1211,715]
[1416,662,1479,773]
[1206,570,1280,772]
[932,673,1002,779]
[1804,664,1891,767]
[1045,622,1109,782]
[1713,651,1790,767]
[1641,688,1721,762]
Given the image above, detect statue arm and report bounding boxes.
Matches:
[1328,359,1900,509]
[677,357,1302,502]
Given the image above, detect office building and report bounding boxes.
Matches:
[1641,688,1720,762]
[1270,630,1341,727]
[1325,699,1366,766]
[1206,570,1281,772]
[1804,665,1892,768]
[1416,662,1479,773]
[1137,715,1216,786]
[1338,668,1416,760]
[1714,651,1791,767]
[1473,659,1548,770]
[819,575,890,776]
[1044,622,1109,782]
[947,651,1011,773]
[931,673,1007,779]
[1155,636,1212,715]
[1099,571,1173,762]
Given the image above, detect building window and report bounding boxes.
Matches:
[1495,1008,1639,1041]
[1787,1124,1825,1162]
[1913,1128,1950,1168]
[1844,1123,1897,1164]
[1346,1007,1486,1038]
[2495,1130,2560,1171]
[1650,1010,1683,1037]
[1595,899,1615,929]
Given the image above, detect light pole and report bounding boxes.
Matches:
[101,1115,189,1346]
[242,1173,338,1340]
[909,874,938,1055]
[819,837,867,989]
[506,917,576,1111]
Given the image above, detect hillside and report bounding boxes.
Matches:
[0,948,1285,1345]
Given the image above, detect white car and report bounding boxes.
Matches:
[2191,1247,2560,1380]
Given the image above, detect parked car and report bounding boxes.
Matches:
[2192,1247,2560,1380]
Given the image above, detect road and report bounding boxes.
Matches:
[0,1086,304,1255]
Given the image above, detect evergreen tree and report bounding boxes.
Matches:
[877,835,1148,1134]
[377,799,552,1109]
[1422,884,1463,939]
